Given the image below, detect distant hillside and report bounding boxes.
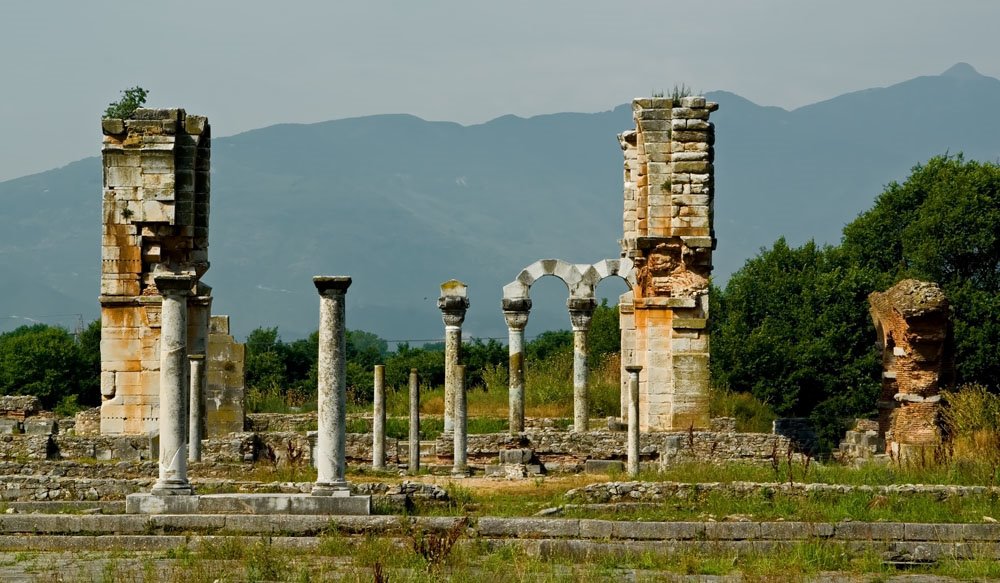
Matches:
[1,63,998,341]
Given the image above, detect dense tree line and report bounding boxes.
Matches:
[712,155,1000,446]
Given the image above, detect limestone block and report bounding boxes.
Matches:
[670,108,710,120]
[672,161,713,173]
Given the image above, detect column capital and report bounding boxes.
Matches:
[502,297,532,330]
[567,297,597,330]
[625,365,643,374]
[154,273,194,296]
[313,275,352,296]
[438,296,469,327]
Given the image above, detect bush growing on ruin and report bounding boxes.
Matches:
[103,86,148,119]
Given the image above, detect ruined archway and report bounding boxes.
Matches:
[501,258,634,432]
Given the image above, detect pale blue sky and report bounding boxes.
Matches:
[1,0,997,181]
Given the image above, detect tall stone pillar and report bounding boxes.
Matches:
[568,298,596,432]
[408,368,420,475]
[869,280,953,459]
[452,365,468,476]
[626,365,642,477]
[620,96,717,431]
[186,291,211,462]
[372,365,386,470]
[312,276,352,496]
[151,273,193,496]
[502,298,531,434]
[438,280,469,434]
[99,108,211,435]
[187,354,205,462]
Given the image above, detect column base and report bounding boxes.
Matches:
[151,480,194,496]
[450,467,470,478]
[311,481,351,497]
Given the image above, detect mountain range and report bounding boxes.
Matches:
[1,63,998,342]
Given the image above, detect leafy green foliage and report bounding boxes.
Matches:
[103,86,148,119]
[843,154,1000,385]
[0,324,100,409]
[712,239,881,417]
[713,154,1000,449]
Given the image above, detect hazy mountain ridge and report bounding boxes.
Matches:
[1,64,998,341]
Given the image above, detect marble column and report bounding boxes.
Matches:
[568,298,597,433]
[452,364,468,476]
[626,365,642,478]
[372,364,386,470]
[408,368,420,475]
[312,275,352,496]
[438,280,469,434]
[151,273,194,496]
[502,298,531,434]
[188,354,205,462]
[186,292,211,462]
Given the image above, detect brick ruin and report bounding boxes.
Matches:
[869,279,953,458]
[99,109,212,435]
[618,97,717,431]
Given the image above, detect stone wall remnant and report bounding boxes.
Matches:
[619,97,717,431]
[99,108,212,435]
[869,279,953,458]
[205,316,246,436]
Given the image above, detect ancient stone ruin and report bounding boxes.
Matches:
[619,96,717,431]
[869,279,953,458]
[205,315,246,436]
[99,109,212,436]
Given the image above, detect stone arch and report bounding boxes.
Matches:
[502,257,636,433]
[501,257,635,302]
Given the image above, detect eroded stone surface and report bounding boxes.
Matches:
[620,97,717,431]
[100,108,213,435]
[869,280,953,458]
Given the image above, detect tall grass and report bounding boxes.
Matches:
[709,387,776,433]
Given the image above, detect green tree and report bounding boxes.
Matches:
[711,239,882,447]
[0,324,91,409]
[842,154,1000,385]
[104,86,149,119]
[526,330,572,362]
[587,299,620,362]
[244,327,287,390]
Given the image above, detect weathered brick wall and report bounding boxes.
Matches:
[869,279,952,457]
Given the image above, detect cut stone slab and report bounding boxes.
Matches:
[125,493,371,515]
[584,460,625,474]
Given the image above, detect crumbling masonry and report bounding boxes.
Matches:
[99,109,212,435]
[869,279,953,458]
[619,97,717,431]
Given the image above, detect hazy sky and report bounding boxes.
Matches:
[1,0,997,181]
